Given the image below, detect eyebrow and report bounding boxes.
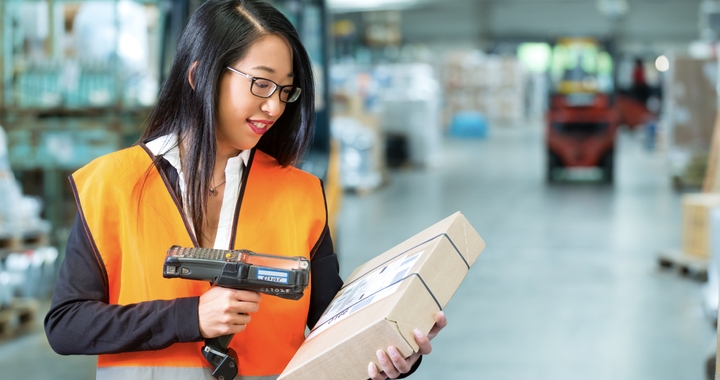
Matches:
[252,65,294,77]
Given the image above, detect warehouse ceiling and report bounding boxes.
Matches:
[329,0,699,13]
[330,0,708,49]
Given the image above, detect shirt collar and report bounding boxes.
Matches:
[236,149,251,169]
[145,134,250,173]
[145,134,182,171]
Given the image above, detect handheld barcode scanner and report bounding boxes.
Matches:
[163,245,310,380]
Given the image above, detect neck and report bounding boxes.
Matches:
[216,139,241,162]
[213,143,242,185]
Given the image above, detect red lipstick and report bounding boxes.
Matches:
[246,119,274,135]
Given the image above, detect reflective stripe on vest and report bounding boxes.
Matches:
[72,146,327,378]
[97,366,279,380]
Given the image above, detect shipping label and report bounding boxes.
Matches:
[306,251,423,340]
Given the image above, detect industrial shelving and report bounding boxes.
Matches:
[0,0,166,251]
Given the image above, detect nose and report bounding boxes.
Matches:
[260,92,285,117]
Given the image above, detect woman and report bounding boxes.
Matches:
[44,1,445,379]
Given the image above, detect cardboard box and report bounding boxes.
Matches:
[682,193,720,259]
[667,57,717,152]
[278,212,485,380]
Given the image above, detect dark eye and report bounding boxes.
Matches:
[282,87,292,94]
[254,79,272,89]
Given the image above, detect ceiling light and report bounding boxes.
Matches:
[597,0,629,21]
[328,0,418,12]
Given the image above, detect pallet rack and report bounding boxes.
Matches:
[1,0,165,251]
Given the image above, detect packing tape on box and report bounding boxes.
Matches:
[341,232,469,291]
[307,232,468,340]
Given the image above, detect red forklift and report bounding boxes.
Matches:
[546,38,618,183]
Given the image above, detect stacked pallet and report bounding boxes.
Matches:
[0,298,40,340]
[0,229,49,252]
[658,193,720,281]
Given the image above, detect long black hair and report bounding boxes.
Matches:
[140,0,315,242]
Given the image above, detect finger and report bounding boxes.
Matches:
[226,313,256,334]
[229,300,260,314]
[413,329,432,355]
[367,362,385,380]
[217,313,251,329]
[405,353,421,368]
[210,317,251,336]
[233,289,262,302]
[435,311,447,327]
[428,311,447,340]
[377,349,400,379]
[387,346,411,374]
[226,323,248,335]
[232,313,252,326]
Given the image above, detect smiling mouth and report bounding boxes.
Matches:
[247,120,273,135]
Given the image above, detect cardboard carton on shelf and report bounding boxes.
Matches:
[682,193,720,259]
[278,212,485,380]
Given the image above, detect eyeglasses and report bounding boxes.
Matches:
[226,66,302,103]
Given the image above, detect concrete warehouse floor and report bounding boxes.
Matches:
[0,121,714,380]
[335,122,715,380]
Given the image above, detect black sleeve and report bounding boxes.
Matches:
[44,214,203,355]
[307,226,343,329]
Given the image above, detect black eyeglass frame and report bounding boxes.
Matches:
[225,66,302,103]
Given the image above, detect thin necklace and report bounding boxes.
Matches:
[209,178,226,196]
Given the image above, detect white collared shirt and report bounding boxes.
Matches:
[145,134,251,249]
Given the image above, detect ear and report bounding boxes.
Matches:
[188,61,199,90]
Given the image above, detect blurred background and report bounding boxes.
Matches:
[1,0,720,379]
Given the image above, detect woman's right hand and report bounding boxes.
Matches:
[198,286,261,338]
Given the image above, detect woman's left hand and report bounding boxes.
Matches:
[367,311,448,380]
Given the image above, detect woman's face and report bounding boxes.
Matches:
[216,34,294,154]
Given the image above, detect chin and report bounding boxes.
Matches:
[236,140,261,152]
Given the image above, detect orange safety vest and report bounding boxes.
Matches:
[70,144,327,380]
